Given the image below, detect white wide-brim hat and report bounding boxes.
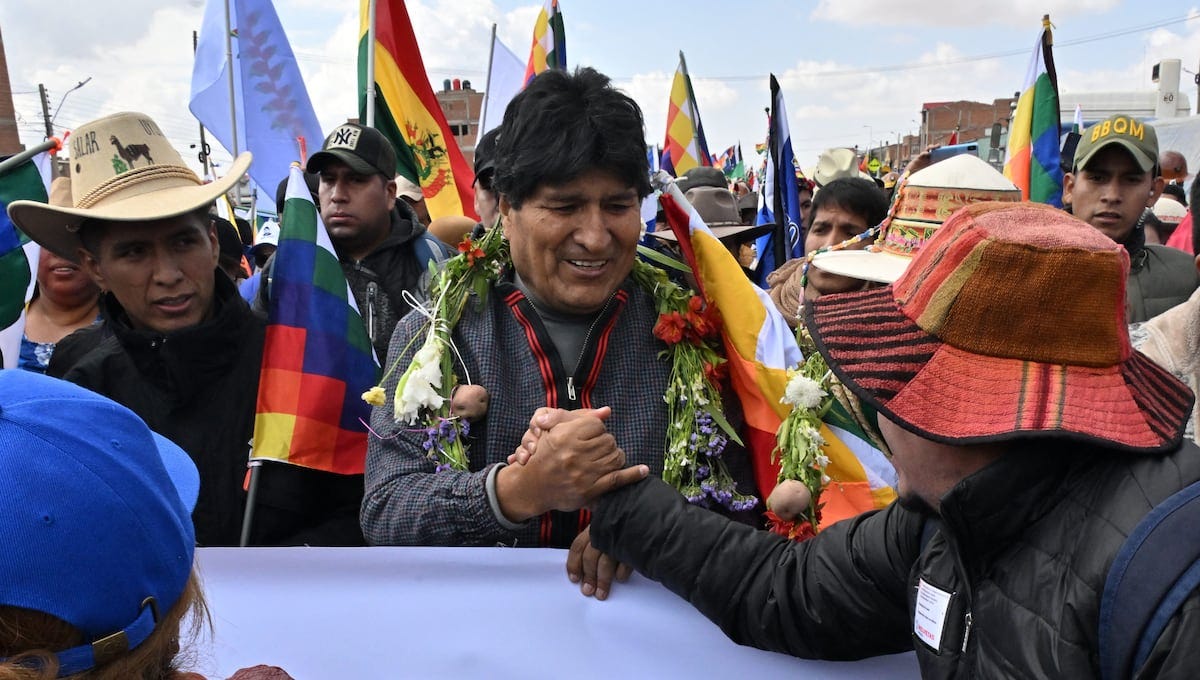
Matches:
[813,147,872,187]
[812,154,1020,283]
[8,111,252,263]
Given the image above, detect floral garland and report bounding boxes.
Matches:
[362,226,755,513]
[634,261,757,512]
[767,325,834,540]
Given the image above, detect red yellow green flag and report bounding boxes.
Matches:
[358,0,477,220]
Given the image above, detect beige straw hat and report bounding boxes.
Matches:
[8,111,251,262]
[812,154,1020,284]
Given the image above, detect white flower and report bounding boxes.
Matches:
[781,374,827,410]
[814,454,830,468]
[393,339,447,423]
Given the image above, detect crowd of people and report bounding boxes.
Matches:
[2,64,1199,678]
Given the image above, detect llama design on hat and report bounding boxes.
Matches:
[110,135,154,170]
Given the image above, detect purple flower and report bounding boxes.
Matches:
[435,463,452,473]
[461,420,471,437]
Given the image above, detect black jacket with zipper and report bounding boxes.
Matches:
[590,438,1200,678]
[61,272,364,546]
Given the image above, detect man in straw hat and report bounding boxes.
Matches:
[1064,113,1198,322]
[549,201,1200,675]
[765,176,889,327]
[7,112,363,547]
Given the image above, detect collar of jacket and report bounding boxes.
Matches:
[935,442,1078,568]
[345,208,425,265]
[1120,212,1149,272]
[103,271,261,394]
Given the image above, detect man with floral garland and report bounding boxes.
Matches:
[361,68,760,586]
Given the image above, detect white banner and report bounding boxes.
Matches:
[192,547,918,679]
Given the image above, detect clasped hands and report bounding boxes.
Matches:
[495,406,647,600]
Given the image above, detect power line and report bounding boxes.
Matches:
[633,13,1200,82]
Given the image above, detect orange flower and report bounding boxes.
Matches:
[703,359,728,383]
[653,311,687,345]
[457,237,485,266]
[684,295,721,340]
[764,511,817,542]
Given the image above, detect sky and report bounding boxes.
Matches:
[2,0,1199,179]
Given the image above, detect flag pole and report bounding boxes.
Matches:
[193,30,215,180]
[223,0,241,205]
[239,459,262,546]
[476,23,498,145]
[366,0,378,127]
[0,137,60,175]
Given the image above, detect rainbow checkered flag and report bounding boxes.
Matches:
[1003,14,1062,207]
[523,0,566,84]
[251,165,379,474]
[0,152,50,330]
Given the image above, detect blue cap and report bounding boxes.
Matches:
[0,371,198,676]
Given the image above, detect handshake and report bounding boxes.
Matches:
[451,386,648,602]
[494,405,649,522]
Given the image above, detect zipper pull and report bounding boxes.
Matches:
[961,611,973,653]
[567,376,577,403]
[366,282,378,343]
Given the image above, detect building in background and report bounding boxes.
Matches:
[435,78,483,169]
[867,58,1195,175]
[0,26,24,156]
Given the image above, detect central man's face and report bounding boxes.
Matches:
[318,160,396,258]
[501,170,642,315]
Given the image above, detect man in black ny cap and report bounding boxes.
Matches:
[303,123,449,361]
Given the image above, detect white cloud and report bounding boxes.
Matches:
[812,0,1119,28]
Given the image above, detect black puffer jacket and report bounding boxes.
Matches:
[1120,220,1199,323]
[590,439,1200,678]
[62,272,363,546]
[341,209,442,361]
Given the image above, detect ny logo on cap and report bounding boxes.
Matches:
[327,125,362,151]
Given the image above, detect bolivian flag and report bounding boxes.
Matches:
[359,0,477,220]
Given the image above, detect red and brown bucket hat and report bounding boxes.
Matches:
[804,201,1192,453]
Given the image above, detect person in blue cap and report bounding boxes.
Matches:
[0,371,202,678]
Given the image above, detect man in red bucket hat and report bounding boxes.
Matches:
[557,201,1200,677]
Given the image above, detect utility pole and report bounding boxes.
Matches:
[193,30,213,178]
[37,83,52,139]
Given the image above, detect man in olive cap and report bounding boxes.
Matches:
[1064,113,1198,321]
